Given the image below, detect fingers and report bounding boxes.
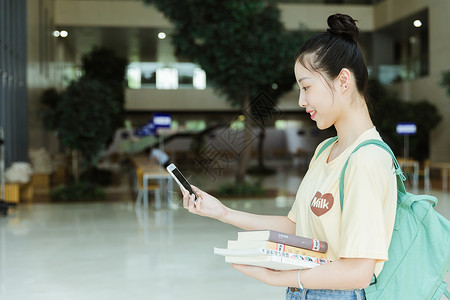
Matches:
[231,264,274,285]
[181,188,199,213]
[191,185,202,199]
[181,185,210,216]
[232,264,259,277]
[191,185,201,193]
[181,189,189,209]
[231,264,246,272]
[187,193,197,213]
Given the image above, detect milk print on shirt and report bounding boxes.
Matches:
[310,191,334,216]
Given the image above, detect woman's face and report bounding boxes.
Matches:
[294,60,340,130]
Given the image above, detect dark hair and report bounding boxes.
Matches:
[296,14,369,104]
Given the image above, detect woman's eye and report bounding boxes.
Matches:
[302,86,309,91]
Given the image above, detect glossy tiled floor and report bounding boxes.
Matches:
[1,161,449,300]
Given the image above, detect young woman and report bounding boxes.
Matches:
[180,13,397,300]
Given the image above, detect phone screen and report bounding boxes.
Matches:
[172,167,196,196]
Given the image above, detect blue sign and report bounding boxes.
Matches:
[396,122,417,135]
[153,113,172,128]
[135,121,156,137]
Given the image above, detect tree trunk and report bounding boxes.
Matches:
[235,94,253,184]
[257,128,266,169]
[72,149,79,182]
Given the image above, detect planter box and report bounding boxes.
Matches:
[32,173,51,189]
[0,182,33,203]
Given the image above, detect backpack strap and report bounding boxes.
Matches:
[338,139,407,212]
[444,287,450,299]
[315,136,338,160]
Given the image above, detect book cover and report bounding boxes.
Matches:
[214,247,329,270]
[227,240,327,260]
[237,230,328,253]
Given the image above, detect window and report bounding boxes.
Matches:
[126,62,207,90]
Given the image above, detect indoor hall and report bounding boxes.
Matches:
[1,0,449,299]
[1,160,450,300]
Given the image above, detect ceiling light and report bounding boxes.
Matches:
[53,31,60,37]
[413,20,422,27]
[158,32,166,39]
[60,30,68,38]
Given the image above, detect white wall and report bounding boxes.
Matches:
[54,0,172,28]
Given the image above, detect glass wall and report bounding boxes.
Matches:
[0,0,28,167]
[372,9,429,85]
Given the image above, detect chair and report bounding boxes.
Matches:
[397,157,419,192]
[135,167,161,208]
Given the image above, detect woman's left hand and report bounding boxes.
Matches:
[232,264,295,287]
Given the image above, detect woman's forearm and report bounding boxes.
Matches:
[234,258,375,290]
[219,207,296,234]
[298,258,375,290]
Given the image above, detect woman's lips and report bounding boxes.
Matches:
[307,110,316,120]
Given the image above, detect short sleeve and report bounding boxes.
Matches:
[339,145,396,261]
[287,205,297,223]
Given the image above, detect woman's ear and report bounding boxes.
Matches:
[337,68,351,91]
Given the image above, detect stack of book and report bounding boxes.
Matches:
[214,229,330,270]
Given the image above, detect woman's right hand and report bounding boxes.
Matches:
[181,186,228,221]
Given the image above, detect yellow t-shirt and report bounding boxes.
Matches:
[288,127,397,276]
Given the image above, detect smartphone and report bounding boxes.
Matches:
[166,163,199,201]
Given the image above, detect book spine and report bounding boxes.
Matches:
[268,231,328,253]
[278,256,323,268]
[259,248,330,264]
[273,243,327,260]
[228,240,327,259]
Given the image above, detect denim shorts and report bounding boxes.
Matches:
[286,287,366,300]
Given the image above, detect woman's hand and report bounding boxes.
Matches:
[231,264,297,287]
[232,264,276,286]
[181,186,228,221]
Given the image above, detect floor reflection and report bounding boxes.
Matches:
[134,206,174,245]
[0,165,448,300]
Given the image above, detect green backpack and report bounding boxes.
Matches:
[318,137,450,299]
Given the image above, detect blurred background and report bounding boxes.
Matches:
[0,0,449,299]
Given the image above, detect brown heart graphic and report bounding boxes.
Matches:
[310,191,334,217]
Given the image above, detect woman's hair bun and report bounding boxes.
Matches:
[327,13,359,42]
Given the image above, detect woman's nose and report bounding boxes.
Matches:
[298,92,307,107]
